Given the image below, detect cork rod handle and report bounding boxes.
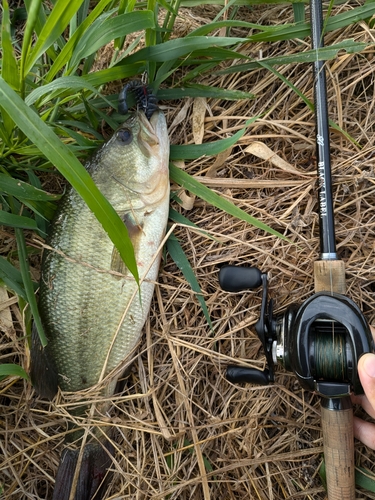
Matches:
[321,398,355,500]
[314,259,355,499]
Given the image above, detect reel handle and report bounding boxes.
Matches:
[226,366,270,385]
[219,266,262,292]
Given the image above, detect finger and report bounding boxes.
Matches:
[351,393,365,406]
[358,352,375,413]
[352,394,375,420]
[353,416,375,450]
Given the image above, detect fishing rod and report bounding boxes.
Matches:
[219,0,373,498]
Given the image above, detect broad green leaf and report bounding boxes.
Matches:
[292,2,305,23]
[0,173,60,201]
[70,11,155,69]
[1,0,20,90]
[20,0,43,82]
[25,76,113,107]
[219,40,369,74]
[0,256,29,300]
[0,78,139,284]
[25,0,86,75]
[170,164,287,241]
[167,234,213,330]
[45,0,114,82]
[20,199,57,222]
[180,0,306,4]
[15,228,48,346]
[1,0,18,138]
[120,36,248,65]
[26,170,50,234]
[158,84,255,100]
[189,19,270,36]
[247,3,375,43]
[0,364,30,381]
[76,0,91,27]
[259,62,360,147]
[0,211,41,232]
[82,63,145,88]
[169,207,216,241]
[170,119,255,160]
[145,0,158,80]
[356,467,375,492]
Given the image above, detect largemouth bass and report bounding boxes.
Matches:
[30,109,170,500]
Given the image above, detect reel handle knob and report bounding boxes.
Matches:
[219,266,262,292]
[226,365,270,385]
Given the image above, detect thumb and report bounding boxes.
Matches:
[358,353,375,406]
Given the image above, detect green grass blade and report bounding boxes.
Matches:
[218,40,369,74]
[189,19,269,36]
[19,199,57,222]
[145,0,158,81]
[0,256,29,300]
[167,234,213,329]
[161,0,180,42]
[0,211,40,233]
[292,3,305,23]
[120,35,247,65]
[247,3,375,43]
[259,62,360,147]
[158,84,255,100]
[322,0,335,37]
[25,0,86,75]
[0,78,139,284]
[81,62,145,88]
[76,0,91,27]
[20,0,43,84]
[170,164,287,241]
[169,207,216,241]
[0,364,30,381]
[15,227,48,346]
[70,11,155,70]
[25,76,113,107]
[170,118,255,160]
[0,173,60,201]
[213,0,243,23]
[45,0,114,82]
[356,467,375,492]
[1,0,20,91]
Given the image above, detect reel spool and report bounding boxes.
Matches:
[220,265,373,398]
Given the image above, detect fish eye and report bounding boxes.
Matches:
[117,128,133,144]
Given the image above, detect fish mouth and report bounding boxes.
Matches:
[137,110,169,155]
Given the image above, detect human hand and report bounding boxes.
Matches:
[352,326,375,449]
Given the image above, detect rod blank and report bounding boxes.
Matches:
[310,0,337,259]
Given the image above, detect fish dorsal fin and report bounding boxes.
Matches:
[110,212,143,278]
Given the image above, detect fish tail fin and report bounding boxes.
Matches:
[52,441,114,500]
[30,322,58,400]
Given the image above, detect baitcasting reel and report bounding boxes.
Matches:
[219,265,373,398]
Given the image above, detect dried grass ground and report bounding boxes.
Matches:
[1,3,375,499]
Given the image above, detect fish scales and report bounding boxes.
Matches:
[30,110,169,500]
[34,110,169,396]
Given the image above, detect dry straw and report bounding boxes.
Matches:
[1,3,375,499]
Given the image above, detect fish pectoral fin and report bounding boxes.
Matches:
[111,212,143,277]
[110,247,128,277]
[30,322,58,400]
